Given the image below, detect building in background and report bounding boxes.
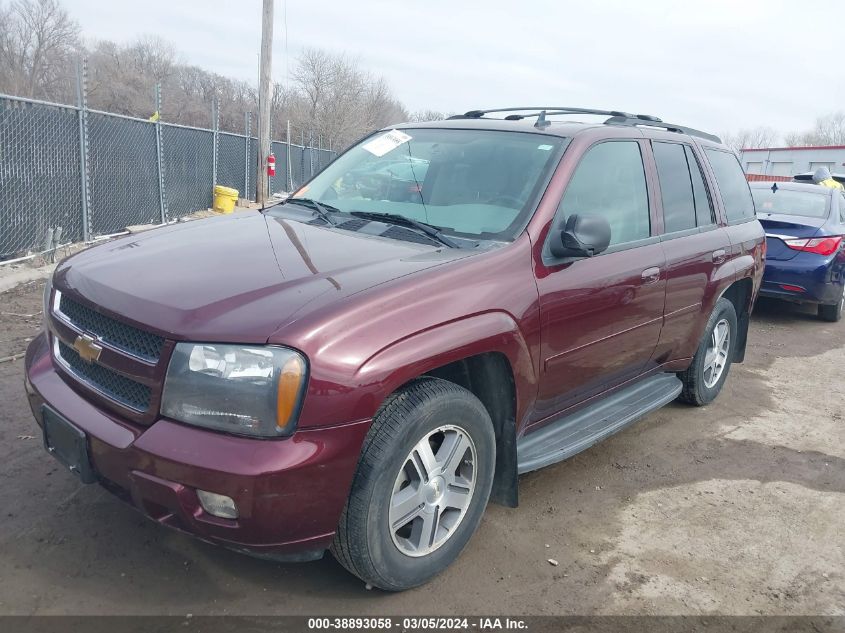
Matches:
[739,145,845,181]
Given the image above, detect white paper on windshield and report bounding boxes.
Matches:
[362,129,413,157]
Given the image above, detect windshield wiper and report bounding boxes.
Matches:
[269,197,339,226]
[349,211,463,249]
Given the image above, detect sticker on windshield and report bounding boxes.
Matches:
[537,144,553,151]
[362,129,413,157]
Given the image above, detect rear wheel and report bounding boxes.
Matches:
[678,298,738,406]
[331,377,495,591]
[818,289,844,322]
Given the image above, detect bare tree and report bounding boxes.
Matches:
[285,47,407,149]
[409,110,449,122]
[785,112,845,147]
[0,0,408,144]
[721,127,778,153]
[0,0,80,102]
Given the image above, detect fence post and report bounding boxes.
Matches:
[286,120,292,192]
[244,111,251,200]
[309,129,314,178]
[300,129,305,185]
[154,83,167,224]
[75,58,91,242]
[211,97,219,188]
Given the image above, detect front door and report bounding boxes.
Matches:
[533,139,666,424]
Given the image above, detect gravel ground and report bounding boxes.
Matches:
[0,280,842,616]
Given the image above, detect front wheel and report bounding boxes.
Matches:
[678,298,738,406]
[331,377,496,591]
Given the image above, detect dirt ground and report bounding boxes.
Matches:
[0,279,842,616]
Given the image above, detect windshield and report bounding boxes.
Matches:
[292,128,566,240]
[751,188,830,219]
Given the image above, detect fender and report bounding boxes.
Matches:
[355,310,536,425]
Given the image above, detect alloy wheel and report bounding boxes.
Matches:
[388,425,477,557]
[703,318,731,389]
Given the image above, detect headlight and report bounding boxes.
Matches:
[161,343,307,438]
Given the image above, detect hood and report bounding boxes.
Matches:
[55,212,462,343]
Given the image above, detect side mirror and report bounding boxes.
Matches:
[549,214,611,259]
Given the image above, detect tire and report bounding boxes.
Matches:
[677,298,738,406]
[331,377,496,591]
[818,288,844,322]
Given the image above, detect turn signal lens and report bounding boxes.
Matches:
[784,236,843,256]
[277,354,306,432]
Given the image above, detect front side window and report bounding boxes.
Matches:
[292,128,566,240]
[557,141,650,246]
[705,149,755,223]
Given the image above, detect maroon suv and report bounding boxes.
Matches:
[25,107,764,591]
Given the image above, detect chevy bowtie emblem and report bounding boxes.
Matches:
[73,333,103,363]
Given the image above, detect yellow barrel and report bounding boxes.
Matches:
[213,185,239,214]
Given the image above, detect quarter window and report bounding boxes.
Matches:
[705,149,755,223]
[557,141,650,246]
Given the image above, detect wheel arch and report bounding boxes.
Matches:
[355,311,533,508]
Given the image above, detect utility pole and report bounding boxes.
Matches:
[256,0,274,205]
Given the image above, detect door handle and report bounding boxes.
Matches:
[641,267,661,285]
[712,249,727,264]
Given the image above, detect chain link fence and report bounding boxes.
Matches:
[0,92,336,260]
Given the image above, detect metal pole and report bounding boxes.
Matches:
[256,0,274,205]
[244,111,251,201]
[286,119,292,192]
[309,129,314,178]
[75,58,91,242]
[211,96,219,188]
[154,83,167,224]
[300,129,305,185]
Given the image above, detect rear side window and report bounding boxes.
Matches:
[705,149,755,223]
[558,141,650,246]
[686,146,715,226]
[653,142,696,232]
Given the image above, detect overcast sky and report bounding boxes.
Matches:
[63,0,839,138]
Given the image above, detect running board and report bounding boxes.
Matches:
[517,373,682,474]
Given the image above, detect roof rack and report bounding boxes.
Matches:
[604,115,721,144]
[449,107,721,144]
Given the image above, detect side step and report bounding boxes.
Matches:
[517,373,682,474]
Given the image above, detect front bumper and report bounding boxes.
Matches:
[24,332,369,561]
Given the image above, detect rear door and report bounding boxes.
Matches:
[647,140,732,363]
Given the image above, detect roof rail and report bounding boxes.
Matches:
[450,107,638,120]
[449,107,721,144]
[604,115,722,143]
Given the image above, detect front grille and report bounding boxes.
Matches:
[58,294,164,362]
[57,340,152,412]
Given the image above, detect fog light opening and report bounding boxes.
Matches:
[197,489,239,519]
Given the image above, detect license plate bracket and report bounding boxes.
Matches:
[42,405,97,484]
